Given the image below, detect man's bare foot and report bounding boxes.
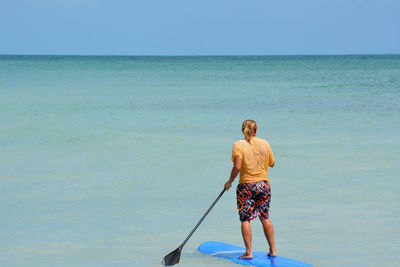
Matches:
[239,252,253,259]
[267,250,276,257]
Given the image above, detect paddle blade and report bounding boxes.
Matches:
[162,247,182,266]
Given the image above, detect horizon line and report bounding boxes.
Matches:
[1,53,400,57]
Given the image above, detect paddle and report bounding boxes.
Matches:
[162,188,226,266]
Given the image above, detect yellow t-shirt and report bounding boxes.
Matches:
[232,137,275,184]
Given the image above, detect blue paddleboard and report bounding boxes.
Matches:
[198,241,313,267]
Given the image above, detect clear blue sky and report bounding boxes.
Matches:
[1,0,399,55]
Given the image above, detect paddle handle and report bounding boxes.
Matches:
[180,188,226,248]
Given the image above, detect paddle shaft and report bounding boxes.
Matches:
[180,188,226,248]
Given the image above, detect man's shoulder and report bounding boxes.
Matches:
[254,137,270,146]
[233,139,247,147]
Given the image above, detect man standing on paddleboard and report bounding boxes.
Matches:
[224,119,276,259]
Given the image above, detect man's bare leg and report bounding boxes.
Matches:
[239,220,253,259]
[260,218,276,256]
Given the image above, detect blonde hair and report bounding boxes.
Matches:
[242,120,257,142]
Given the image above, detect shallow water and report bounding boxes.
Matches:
[1,55,399,266]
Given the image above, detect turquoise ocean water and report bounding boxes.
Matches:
[1,55,399,266]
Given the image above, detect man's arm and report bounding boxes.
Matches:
[224,156,242,190]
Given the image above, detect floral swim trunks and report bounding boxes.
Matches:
[236,180,271,222]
